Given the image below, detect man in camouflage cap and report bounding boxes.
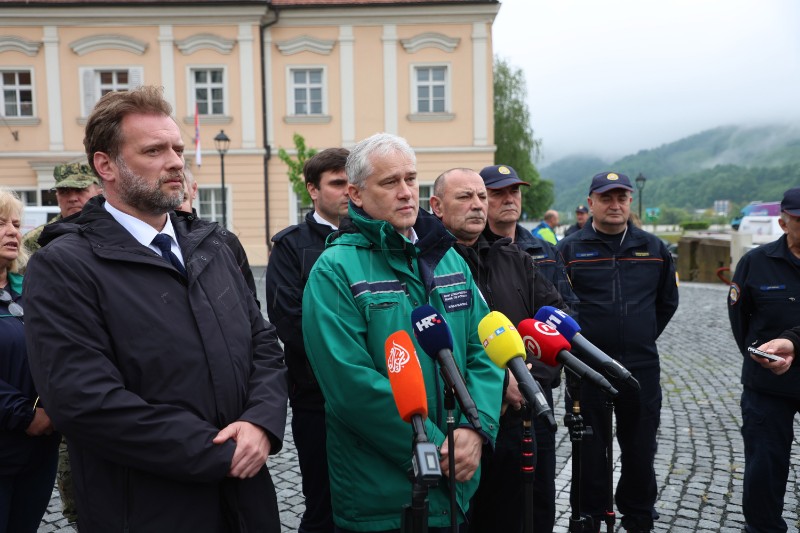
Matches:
[21,162,102,527]
[22,163,102,253]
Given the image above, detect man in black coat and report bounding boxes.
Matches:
[430,168,568,532]
[265,147,349,533]
[558,172,679,533]
[24,86,288,533]
[729,187,800,532]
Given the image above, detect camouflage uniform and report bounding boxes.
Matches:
[24,162,100,525]
[22,214,61,254]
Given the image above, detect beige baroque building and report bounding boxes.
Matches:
[0,0,500,265]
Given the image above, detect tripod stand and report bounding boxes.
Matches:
[564,370,593,533]
[401,416,442,533]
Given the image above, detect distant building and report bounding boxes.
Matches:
[713,199,730,216]
[0,0,500,265]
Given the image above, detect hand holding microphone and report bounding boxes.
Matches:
[478,311,557,431]
[534,306,640,391]
[517,319,619,397]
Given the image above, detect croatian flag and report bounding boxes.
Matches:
[194,102,201,167]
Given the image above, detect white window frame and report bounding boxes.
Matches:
[410,63,451,114]
[0,68,35,118]
[196,185,231,226]
[12,188,38,206]
[188,66,227,117]
[418,183,433,213]
[286,65,327,116]
[79,66,143,116]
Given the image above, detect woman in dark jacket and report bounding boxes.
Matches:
[0,188,59,532]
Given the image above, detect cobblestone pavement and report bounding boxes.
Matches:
[39,282,800,532]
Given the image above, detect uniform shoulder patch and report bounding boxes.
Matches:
[728,283,740,306]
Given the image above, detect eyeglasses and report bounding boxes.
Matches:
[0,288,23,318]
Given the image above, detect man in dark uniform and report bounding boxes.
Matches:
[565,205,589,237]
[558,171,679,532]
[265,147,349,533]
[728,186,800,533]
[430,167,569,532]
[479,164,578,312]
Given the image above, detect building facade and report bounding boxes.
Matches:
[0,0,500,265]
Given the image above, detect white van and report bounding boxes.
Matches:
[738,215,783,238]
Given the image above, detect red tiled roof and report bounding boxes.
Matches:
[272,0,494,4]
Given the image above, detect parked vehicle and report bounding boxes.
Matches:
[731,201,781,230]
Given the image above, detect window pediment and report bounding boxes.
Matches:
[401,32,460,53]
[275,35,335,56]
[70,34,148,56]
[175,33,236,55]
[0,36,42,56]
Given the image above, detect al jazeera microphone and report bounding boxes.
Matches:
[478,311,557,431]
[385,330,442,484]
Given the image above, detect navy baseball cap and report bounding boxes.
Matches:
[479,165,530,190]
[589,172,633,195]
[575,205,589,214]
[781,187,800,216]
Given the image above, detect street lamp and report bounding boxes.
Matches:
[213,130,230,229]
[635,173,647,223]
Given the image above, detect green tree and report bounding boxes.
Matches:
[493,56,553,219]
[277,133,318,206]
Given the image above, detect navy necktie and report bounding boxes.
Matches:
[152,233,187,277]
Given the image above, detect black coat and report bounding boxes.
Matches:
[455,234,567,387]
[729,234,800,399]
[24,196,288,532]
[265,211,334,409]
[558,220,679,369]
[175,208,260,308]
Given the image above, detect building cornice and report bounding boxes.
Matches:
[0,5,267,26]
[271,4,499,26]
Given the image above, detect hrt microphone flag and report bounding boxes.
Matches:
[194,102,201,167]
[384,330,428,423]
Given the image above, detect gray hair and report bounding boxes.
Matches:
[345,133,416,189]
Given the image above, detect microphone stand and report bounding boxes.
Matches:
[443,387,458,533]
[602,395,616,533]
[521,403,536,533]
[564,369,592,533]
[402,417,442,533]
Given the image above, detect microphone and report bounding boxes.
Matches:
[384,331,442,484]
[517,319,619,397]
[411,305,482,432]
[534,306,640,391]
[478,311,557,431]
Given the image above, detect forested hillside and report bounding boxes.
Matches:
[542,124,800,219]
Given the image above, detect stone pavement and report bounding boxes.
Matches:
[38,282,800,532]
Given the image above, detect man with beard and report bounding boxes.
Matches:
[429,168,568,532]
[23,86,288,533]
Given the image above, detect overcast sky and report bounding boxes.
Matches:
[491,0,800,164]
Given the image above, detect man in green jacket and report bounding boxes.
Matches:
[303,133,503,532]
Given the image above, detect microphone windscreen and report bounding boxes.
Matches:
[385,330,428,423]
[411,304,454,360]
[517,319,572,367]
[478,311,526,368]
[534,306,581,341]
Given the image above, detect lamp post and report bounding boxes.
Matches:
[635,173,647,224]
[213,130,230,229]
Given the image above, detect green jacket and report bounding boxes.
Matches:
[303,206,503,531]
